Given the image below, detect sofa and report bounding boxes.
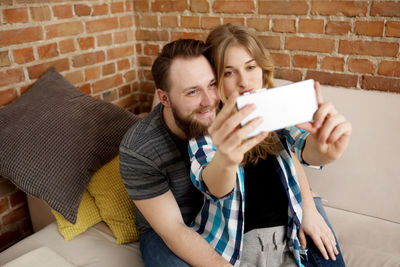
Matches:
[0,78,399,267]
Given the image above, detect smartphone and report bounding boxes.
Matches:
[236,79,318,138]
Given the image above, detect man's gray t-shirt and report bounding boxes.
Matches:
[119,103,203,234]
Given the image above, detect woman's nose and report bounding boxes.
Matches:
[238,72,248,88]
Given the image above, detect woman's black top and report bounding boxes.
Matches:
[243,154,289,233]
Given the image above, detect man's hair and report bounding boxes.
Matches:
[151,39,207,92]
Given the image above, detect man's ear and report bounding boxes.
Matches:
[156,89,170,108]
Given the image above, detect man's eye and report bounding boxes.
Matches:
[210,81,217,87]
[187,89,197,95]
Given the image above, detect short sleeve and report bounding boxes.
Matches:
[119,145,169,200]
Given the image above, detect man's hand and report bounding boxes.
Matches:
[134,191,232,266]
[203,93,267,197]
[298,81,352,166]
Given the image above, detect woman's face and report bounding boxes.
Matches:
[222,44,263,99]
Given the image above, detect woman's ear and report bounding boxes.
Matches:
[156,89,170,108]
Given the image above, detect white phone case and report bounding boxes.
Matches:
[236,79,318,138]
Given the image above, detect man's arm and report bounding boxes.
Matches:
[134,190,232,267]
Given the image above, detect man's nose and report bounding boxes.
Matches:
[201,90,215,106]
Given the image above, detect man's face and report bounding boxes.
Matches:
[167,56,219,138]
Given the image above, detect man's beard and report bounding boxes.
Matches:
[171,103,219,139]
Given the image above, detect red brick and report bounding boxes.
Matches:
[161,16,179,28]
[13,47,35,64]
[378,61,400,77]
[119,84,131,98]
[59,39,76,54]
[0,180,17,196]
[126,1,133,12]
[306,71,358,88]
[247,18,269,31]
[152,0,188,12]
[136,30,169,41]
[134,0,150,12]
[93,4,108,15]
[28,58,69,79]
[3,8,28,23]
[10,190,26,208]
[3,205,29,226]
[144,44,160,56]
[213,0,255,13]
[270,53,290,67]
[299,19,324,34]
[30,6,51,21]
[0,69,25,87]
[140,81,157,93]
[0,27,43,46]
[37,43,59,59]
[371,2,400,17]
[257,35,281,50]
[111,2,124,13]
[93,74,123,93]
[74,4,91,16]
[0,88,18,106]
[120,15,133,28]
[114,30,133,44]
[191,0,209,12]
[293,55,317,69]
[339,40,398,57]
[53,5,73,19]
[0,51,11,67]
[86,18,118,33]
[102,63,115,76]
[97,34,112,47]
[78,37,95,50]
[124,70,136,82]
[182,16,200,28]
[355,21,384,37]
[259,1,308,15]
[78,83,91,94]
[0,198,9,214]
[386,22,400,38]
[311,1,368,17]
[65,70,84,84]
[326,21,352,35]
[85,66,101,81]
[171,32,208,41]
[223,17,244,26]
[115,95,136,109]
[73,51,105,67]
[136,43,143,54]
[321,57,345,71]
[201,17,221,30]
[117,59,130,71]
[286,37,335,53]
[45,21,83,38]
[274,68,303,82]
[272,19,296,33]
[138,56,153,67]
[362,76,400,93]
[141,15,158,27]
[107,45,134,60]
[0,229,21,251]
[348,58,375,74]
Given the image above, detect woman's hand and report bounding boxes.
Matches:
[298,204,339,261]
[298,81,352,165]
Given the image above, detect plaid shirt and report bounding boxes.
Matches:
[189,126,319,266]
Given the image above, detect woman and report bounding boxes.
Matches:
[189,24,350,266]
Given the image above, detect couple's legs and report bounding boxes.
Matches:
[139,229,190,267]
[308,197,345,267]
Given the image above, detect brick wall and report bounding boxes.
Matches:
[134,0,400,93]
[0,0,399,252]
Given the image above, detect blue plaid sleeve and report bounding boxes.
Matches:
[280,126,322,169]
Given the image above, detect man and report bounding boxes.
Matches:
[119,39,231,266]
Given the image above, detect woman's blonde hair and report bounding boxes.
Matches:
[206,24,281,165]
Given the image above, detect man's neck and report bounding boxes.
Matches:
[162,106,187,140]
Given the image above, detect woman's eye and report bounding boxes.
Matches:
[224,71,233,77]
[248,65,256,70]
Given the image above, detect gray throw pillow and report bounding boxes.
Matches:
[0,67,139,223]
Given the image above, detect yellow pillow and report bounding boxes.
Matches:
[51,191,102,241]
[87,155,139,244]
